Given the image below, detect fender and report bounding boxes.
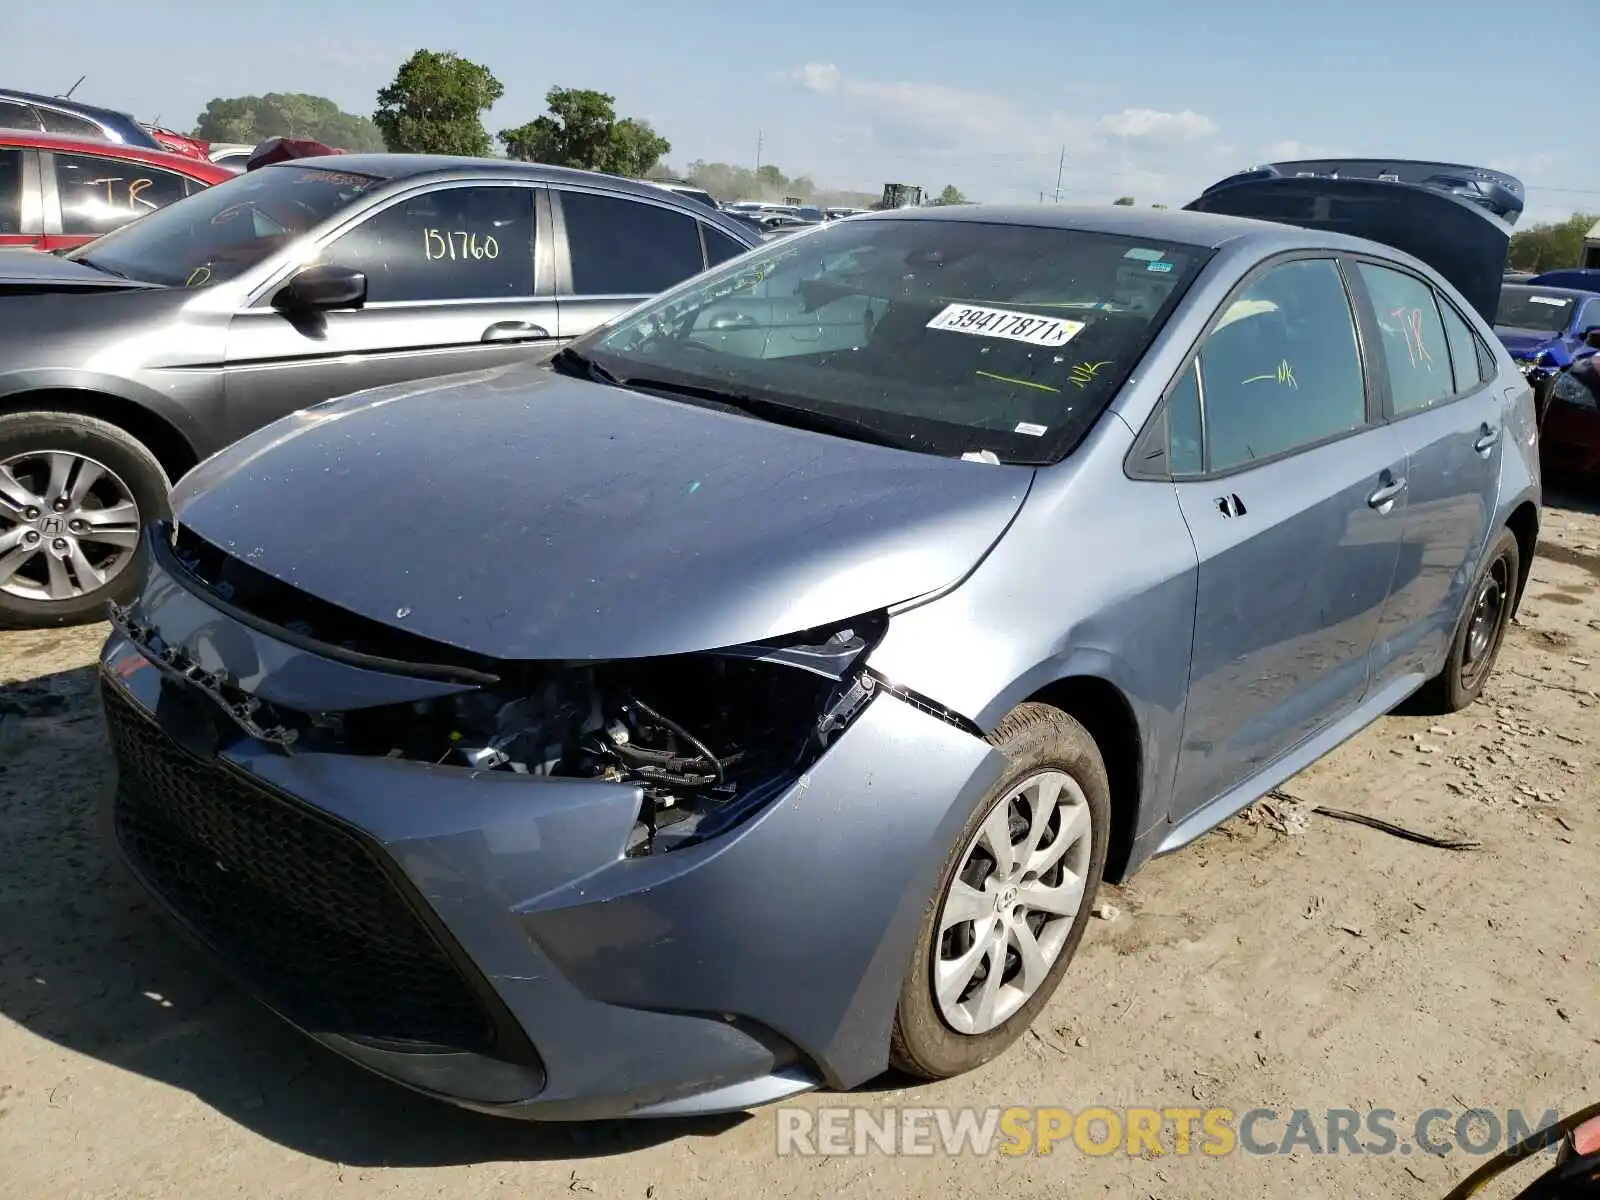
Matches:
[0,367,209,457]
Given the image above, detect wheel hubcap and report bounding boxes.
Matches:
[0,451,141,603]
[1461,556,1510,689]
[933,769,1094,1036]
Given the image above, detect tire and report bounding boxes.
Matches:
[0,410,171,630]
[1425,526,1521,713]
[889,702,1111,1080]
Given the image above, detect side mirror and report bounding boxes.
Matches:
[1584,326,1600,350]
[272,263,367,314]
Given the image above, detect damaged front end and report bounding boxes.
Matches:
[112,521,886,858]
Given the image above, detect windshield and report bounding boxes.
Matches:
[1495,286,1576,334]
[581,216,1210,463]
[67,164,385,288]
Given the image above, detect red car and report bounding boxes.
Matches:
[0,131,233,252]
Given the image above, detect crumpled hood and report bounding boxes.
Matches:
[172,365,1034,661]
[1494,327,1560,360]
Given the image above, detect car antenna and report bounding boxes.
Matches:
[60,74,86,99]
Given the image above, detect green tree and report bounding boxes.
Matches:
[374,50,502,156]
[498,87,670,176]
[933,184,968,206]
[1112,196,1135,206]
[1509,213,1597,272]
[191,93,384,150]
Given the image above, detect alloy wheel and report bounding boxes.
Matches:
[934,769,1094,1035]
[0,450,142,603]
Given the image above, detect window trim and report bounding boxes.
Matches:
[244,178,550,310]
[548,184,711,299]
[1341,252,1491,421]
[1125,250,1380,483]
[41,149,197,238]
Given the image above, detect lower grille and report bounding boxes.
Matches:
[102,675,496,1052]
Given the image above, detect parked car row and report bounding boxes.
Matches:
[0,154,761,626]
[76,155,1545,1123]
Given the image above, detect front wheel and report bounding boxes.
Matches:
[0,411,171,629]
[889,703,1110,1080]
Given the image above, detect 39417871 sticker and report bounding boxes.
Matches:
[926,303,1086,348]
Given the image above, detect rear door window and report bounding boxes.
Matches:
[54,153,192,235]
[559,190,705,295]
[1355,262,1455,416]
[702,223,748,267]
[319,184,536,303]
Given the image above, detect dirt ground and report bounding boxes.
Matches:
[2,490,1597,1200]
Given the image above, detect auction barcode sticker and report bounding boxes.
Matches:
[926,304,1086,348]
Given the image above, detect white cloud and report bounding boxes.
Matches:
[783,63,1224,206]
[1098,108,1217,143]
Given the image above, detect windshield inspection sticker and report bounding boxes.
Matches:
[927,304,1086,347]
[1145,260,1174,273]
[1528,296,1567,306]
[1123,247,1165,261]
[1014,422,1049,436]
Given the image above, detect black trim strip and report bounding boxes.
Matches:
[145,523,501,686]
[866,670,984,738]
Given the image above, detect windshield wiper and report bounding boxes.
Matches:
[618,375,920,452]
[550,345,620,385]
[72,255,129,280]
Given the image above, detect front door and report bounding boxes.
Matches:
[1354,260,1502,692]
[550,187,714,339]
[223,182,560,439]
[1166,257,1409,820]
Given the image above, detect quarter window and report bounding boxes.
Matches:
[1436,297,1486,397]
[54,153,192,236]
[1191,258,1367,473]
[38,108,102,138]
[560,190,705,295]
[1355,262,1454,415]
[320,185,535,303]
[0,100,40,132]
[702,223,748,267]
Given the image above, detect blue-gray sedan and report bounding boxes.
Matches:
[97,173,1540,1121]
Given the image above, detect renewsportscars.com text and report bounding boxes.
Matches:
[775,1106,1562,1158]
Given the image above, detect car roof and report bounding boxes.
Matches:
[852,203,1307,250]
[272,154,758,239]
[0,130,234,179]
[0,87,136,124]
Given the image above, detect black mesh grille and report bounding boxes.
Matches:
[102,675,496,1052]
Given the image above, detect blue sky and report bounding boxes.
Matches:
[4,0,1595,221]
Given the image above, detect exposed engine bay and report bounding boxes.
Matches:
[114,524,885,857]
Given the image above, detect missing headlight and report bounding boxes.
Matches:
[227,614,887,856]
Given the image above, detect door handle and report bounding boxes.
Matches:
[481,320,551,343]
[1367,478,1406,510]
[1474,426,1500,454]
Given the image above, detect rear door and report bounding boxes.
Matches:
[1164,256,1409,820]
[550,187,714,338]
[1353,258,1502,693]
[0,146,43,249]
[222,180,561,437]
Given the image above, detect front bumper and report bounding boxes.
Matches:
[97,595,1002,1120]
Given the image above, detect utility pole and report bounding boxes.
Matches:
[755,129,764,174]
[1053,145,1067,203]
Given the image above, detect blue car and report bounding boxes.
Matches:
[97,160,1539,1121]
[1493,284,1600,365]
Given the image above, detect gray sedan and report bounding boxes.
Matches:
[97,167,1537,1120]
[0,156,757,627]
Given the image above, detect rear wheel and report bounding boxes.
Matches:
[0,411,170,629]
[1425,527,1521,713]
[889,703,1110,1080]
